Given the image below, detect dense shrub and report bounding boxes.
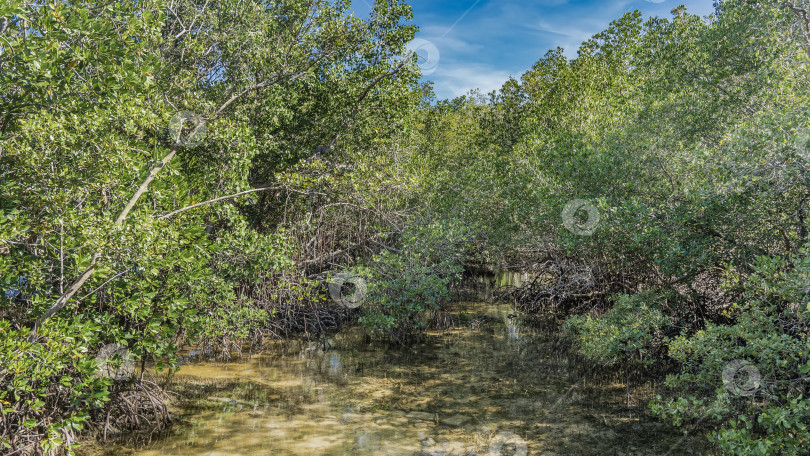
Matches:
[3,0,810,453]
[409,1,810,452]
[0,0,417,453]
[0,319,105,454]
[650,249,810,455]
[358,220,467,344]
[563,291,672,367]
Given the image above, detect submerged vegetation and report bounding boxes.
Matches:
[1,0,810,454]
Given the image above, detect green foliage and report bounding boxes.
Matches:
[407,1,810,453]
[1,0,418,453]
[650,250,810,455]
[0,318,106,453]
[359,220,466,344]
[3,0,810,453]
[563,292,671,367]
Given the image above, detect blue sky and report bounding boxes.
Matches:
[352,0,715,99]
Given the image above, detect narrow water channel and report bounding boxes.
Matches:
[100,302,704,455]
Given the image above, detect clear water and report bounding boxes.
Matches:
[95,303,705,456]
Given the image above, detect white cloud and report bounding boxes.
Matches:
[431,64,514,99]
[417,27,486,54]
[406,0,718,99]
[532,20,594,39]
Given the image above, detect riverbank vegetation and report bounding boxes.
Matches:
[1,0,809,454]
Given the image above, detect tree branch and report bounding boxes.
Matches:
[116,144,180,225]
[213,63,321,118]
[36,27,351,323]
[36,144,181,323]
[160,186,278,219]
[311,57,410,160]
[784,1,810,51]
[37,253,100,323]
[159,186,329,219]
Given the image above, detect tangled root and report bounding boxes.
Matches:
[89,378,171,444]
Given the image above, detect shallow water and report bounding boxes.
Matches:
[108,303,703,456]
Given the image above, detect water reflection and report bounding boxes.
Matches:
[108,303,703,456]
[329,354,341,376]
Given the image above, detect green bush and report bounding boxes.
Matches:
[358,220,466,344]
[650,250,810,455]
[563,291,672,367]
[0,319,107,454]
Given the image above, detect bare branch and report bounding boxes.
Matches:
[159,186,328,219]
[116,144,180,225]
[37,252,100,323]
[160,187,277,219]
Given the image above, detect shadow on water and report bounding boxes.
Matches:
[88,302,708,456]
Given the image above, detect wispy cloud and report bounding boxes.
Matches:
[533,20,592,38]
[417,27,485,54]
[432,64,515,98]
[352,0,718,99]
